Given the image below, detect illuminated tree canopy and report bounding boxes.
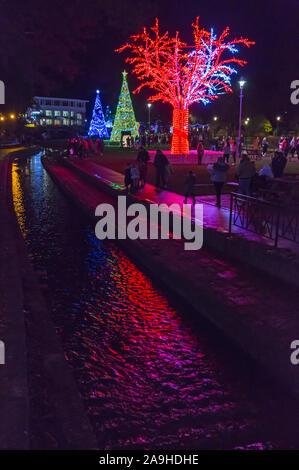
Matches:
[118,18,254,154]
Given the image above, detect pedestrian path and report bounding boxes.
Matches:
[66,157,299,255]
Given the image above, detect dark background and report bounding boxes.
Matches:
[0,0,298,126]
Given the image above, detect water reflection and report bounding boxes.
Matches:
[11,154,291,450]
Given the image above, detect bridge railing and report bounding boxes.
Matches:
[229,192,299,247]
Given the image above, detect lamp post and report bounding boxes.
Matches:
[276,115,281,136]
[147,102,152,129]
[237,77,246,158]
[213,116,218,138]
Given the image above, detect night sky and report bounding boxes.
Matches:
[0,0,298,126]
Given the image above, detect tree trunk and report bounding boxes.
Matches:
[171,108,189,155]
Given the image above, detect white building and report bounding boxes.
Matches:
[27,96,89,127]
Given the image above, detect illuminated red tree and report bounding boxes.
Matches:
[118,18,254,154]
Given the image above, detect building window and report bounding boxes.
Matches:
[62,101,68,107]
[70,111,74,117]
[77,113,82,119]
[45,100,52,106]
[54,100,60,106]
[62,110,69,117]
[77,120,82,126]
[54,110,61,117]
[63,119,69,126]
[45,110,52,116]
[46,119,52,125]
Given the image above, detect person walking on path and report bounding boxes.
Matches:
[83,138,89,158]
[130,164,140,191]
[137,146,150,187]
[164,161,174,189]
[184,171,196,204]
[197,140,204,165]
[153,149,169,189]
[223,141,231,164]
[208,156,229,207]
[261,137,268,158]
[253,136,260,155]
[290,137,296,159]
[272,151,287,178]
[98,138,105,157]
[236,153,256,196]
[124,163,132,193]
[230,138,237,165]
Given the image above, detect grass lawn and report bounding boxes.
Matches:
[92,148,299,196]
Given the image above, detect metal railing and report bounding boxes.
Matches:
[229,192,299,247]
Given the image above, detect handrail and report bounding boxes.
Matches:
[229,192,299,247]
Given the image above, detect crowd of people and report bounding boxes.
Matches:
[65,132,296,209]
[67,136,105,158]
[124,146,173,193]
[123,145,291,209]
[123,133,172,149]
[207,149,290,207]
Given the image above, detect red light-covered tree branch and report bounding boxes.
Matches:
[117,18,254,154]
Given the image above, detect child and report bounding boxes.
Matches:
[184,170,196,204]
[130,164,140,191]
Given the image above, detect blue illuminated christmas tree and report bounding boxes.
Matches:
[88,90,108,138]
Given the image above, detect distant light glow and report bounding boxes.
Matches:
[239,77,246,89]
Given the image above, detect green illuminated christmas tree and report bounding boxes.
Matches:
[110,71,139,142]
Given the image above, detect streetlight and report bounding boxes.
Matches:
[276,115,281,135]
[10,114,15,119]
[237,77,246,158]
[147,102,152,129]
[213,116,218,121]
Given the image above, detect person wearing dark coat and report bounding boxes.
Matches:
[197,141,204,165]
[271,151,287,178]
[184,171,196,204]
[124,163,132,193]
[153,149,169,189]
[208,157,229,207]
[137,146,150,187]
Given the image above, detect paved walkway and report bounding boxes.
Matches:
[66,157,299,254]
